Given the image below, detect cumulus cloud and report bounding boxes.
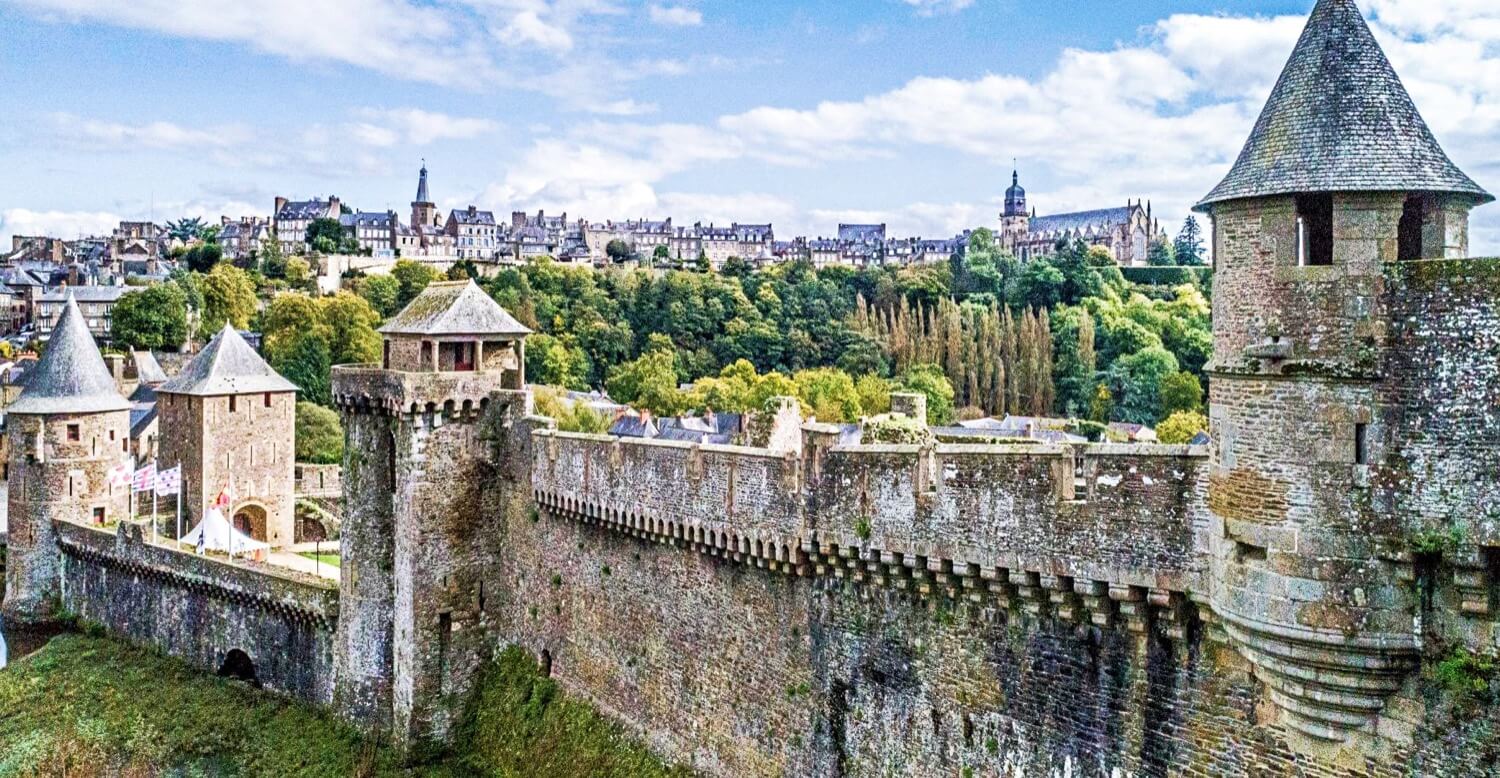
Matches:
[648,4,701,27]
[350,108,500,146]
[498,9,574,52]
[54,113,252,150]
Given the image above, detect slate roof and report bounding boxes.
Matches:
[838,224,886,243]
[609,414,658,438]
[379,279,532,337]
[277,199,337,221]
[1028,207,1131,237]
[39,285,127,304]
[130,403,158,438]
[415,164,431,204]
[132,350,167,385]
[449,207,497,226]
[8,294,131,415]
[157,324,299,397]
[1197,0,1491,210]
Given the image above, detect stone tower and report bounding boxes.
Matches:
[331,279,531,743]
[2,294,131,624]
[411,162,437,229]
[1000,169,1029,247]
[1196,0,1492,746]
[156,324,299,546]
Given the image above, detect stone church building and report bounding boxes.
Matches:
[997,170,1165,265]
[156,324,299,547]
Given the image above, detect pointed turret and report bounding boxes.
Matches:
[158,323,299,396]
[9,293,130,415]
[1197,0,1490,210]
[415,162,431,205]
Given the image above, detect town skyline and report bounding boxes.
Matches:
[2,0,1497,253]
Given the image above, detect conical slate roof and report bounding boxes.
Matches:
[157,324,299,396]
[8,293,130,415]
[1196,0,1491,211]
[378,280,532,337]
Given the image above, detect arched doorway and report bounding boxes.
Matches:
[231,503,268,542]
[217,649,260,687]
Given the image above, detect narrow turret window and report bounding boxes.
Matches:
[1398,196,1425,261]
[66,424,80,442]
[1355,423,1369,465]
[1296,194,1334,266]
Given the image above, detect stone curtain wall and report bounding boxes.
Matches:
[509,426,1500,776]
[55,520,338,704]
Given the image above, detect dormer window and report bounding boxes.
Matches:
[1296,194,1334,266]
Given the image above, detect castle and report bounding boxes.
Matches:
[5,1,1500,775]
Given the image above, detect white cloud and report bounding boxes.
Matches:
[351,108,501,145]
[1,208,120,241]
[648,4,700,27]
[902,0,974,17]
[55,113,252,150]
[498,9,574,52]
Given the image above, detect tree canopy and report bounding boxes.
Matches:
[110,284,189,350]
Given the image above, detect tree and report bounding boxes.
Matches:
[1156,410,1208,444]
[259,234,287,279]
[448,259,479,280]
[854,374,893,416]
[306,217,355,254]
[1013,260,1064,310]
[318,292,383,365]
[294,401,344,463]
[1088,383,1114,424]
[275,332,332,406]
[284,256,313,290]
[1159,371,1204,415]
[1147,239,1176,267]
[198,263,257,335]
[391,260,438,310]
[1107,346,1180,425]
[651,245,671,267]
[527,333,590,390]
[1173,216,1206,266]
[166,217,207,242]
[606,348,686,417]
[897,363,955,426]
[354,274,401,318]
[110,284,189,350]
[183,242,224,273]
[793,368,863,423]
[606,239,634,263]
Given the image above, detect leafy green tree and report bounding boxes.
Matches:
[198,263,257,334]
[183,242,224,273]
[1160,370,1204,415]
[392,260,439,310]
[721,256,753,278]
[354,274,401,318]
[294,401,344,463]
[1088,383,1114,424]
[259,235,287,278]
[166,217,207,242]
[527,333,591,390]
[1107,346,1180,424]
[1147,239,1176,267]
[606,239,634,263]
[855,374,893,416]
[448,259,479,280]
[319,292,383,365]
[1173,216,1206,266]
[606,348,686,417]
[1156,410,1208,444]
[285,257,313,290]
[110,284,189,350]
[695,252,711,273]
[276,332,332,406]
[793,367,863,423]
[306,218,355,254]
[1013,260,1065,310]
[897,363,955,425]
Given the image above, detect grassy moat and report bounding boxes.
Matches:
[0,634,689,777]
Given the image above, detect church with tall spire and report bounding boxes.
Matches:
[995,168,1164,266]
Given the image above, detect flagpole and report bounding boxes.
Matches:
[176,461,183,545]
[151,459,158,545]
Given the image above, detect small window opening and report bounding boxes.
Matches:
[229,395,238,413]
[1398,196,1425,261]
[66,424,80,442]
[109,429,116,441]
[1235,541,1268,564]
[1296,194,1334,266]
[92,506,105,525]
[1354,423,1369,465]
[263,392,272,407]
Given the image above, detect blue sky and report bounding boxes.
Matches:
[2,0,1497,252]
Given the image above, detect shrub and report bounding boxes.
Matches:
[1156,410,1207,445]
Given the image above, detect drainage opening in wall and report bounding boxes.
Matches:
[218,649,261,688]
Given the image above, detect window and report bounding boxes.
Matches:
[66,424,80,442]
[1354,423,1369,465]
[92,507,105,525]
[264,392,273,408]
[229,395,238,413]
[1296,194,1334,266]
[109,429,116,441]
[1398,196,1425,261]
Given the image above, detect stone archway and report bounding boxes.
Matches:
[217,648,260,687]
[231,502,268,542]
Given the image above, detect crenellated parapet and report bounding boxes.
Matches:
[332,363,505,419]
[531,429,1212,638]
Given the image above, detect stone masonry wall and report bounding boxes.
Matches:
[55,519,338,704]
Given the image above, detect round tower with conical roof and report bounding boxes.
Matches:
[1196,0,1492,746]
[2,294,132,624]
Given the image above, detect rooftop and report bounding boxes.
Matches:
[1197,0,1491,210]
[8,294,131,415]
[378,279,532,338]
[157,324,299,397]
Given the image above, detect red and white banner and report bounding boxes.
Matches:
[154,465,181,497]
[107,462,131,489]
[131,462,157,493]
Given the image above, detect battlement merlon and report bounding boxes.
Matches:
[332,364,518,417]
[531,426,1212,599]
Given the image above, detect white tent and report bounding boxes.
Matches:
[181,506,270,555]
